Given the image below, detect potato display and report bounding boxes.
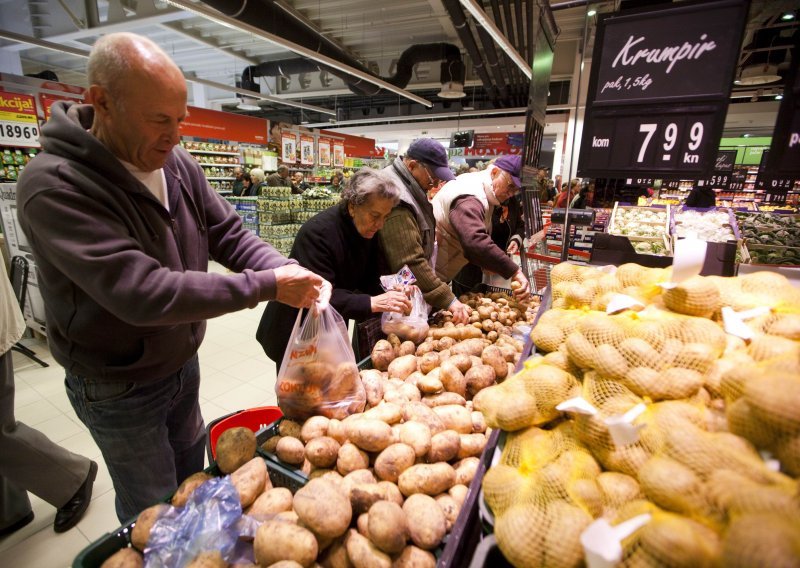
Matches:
[482,263,800,568]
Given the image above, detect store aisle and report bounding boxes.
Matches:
[0,262,279,567]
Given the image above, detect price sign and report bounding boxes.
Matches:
[703,149,737,189]
[766,35,800,177]
[0,92,40,148]
[578,0,748,179]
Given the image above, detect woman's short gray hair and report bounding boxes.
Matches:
[250,168,266,183]
[341,168,400,207]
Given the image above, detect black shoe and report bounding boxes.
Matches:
[0,511,35,537]
[54,461,98,533]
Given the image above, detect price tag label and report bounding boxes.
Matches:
[0,120,39,147]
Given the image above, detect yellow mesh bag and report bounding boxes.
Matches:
[482,464,528,517]
[661,275,721,318]
[721,513,800,568]
[550,262,582,287]
[494,502,548,568]
[596,472,644,518]
[706,469,800,520]
[637,455,714,522]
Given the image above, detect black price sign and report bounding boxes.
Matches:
[578,0,749,179]
[766,35,800,177]
[704,149,736,188]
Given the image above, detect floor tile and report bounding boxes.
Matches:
[59,430,103,461]
[33,414,85,444]
[14,398,62,427]
[1,517,90,568]
[75,491,122,544]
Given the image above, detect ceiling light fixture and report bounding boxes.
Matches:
[781,12,795,21]
[458,0,532,80]
[162,0,433,108]
[775,94,784,100]
[587,9,597,17]
[736,63,782,86]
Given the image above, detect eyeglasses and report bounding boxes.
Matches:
[418,163,440,190]
[503,171,520,194]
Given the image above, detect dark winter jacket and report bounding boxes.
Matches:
[257,202,385,364]
[685,186,717,208]
[16,101,294,382]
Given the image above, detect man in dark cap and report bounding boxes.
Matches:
[432,155,530,301]
[379,138,470,323]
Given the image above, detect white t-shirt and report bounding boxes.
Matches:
[120,160,169,212]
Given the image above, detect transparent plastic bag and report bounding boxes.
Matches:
[276,305,366,421]
[379,265,430,343]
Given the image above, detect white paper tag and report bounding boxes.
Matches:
[660,233,706,289]
[556,397,599,416]
[722,307,755,341]
[737,306,772,320]
[606,294,646,315]
[581,514,652,568]
[604,403,647,446]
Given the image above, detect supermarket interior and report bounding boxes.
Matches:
[0,0,799,566]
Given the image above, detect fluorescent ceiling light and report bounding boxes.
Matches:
[775,94,784,100]
[163,0,433,108]
[587,9,597,16]
[781,12,795,21]
[459,0,532,80]
[303,106,527,128]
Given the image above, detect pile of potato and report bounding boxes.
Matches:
[432,290,540,344]
[480,263,800,568]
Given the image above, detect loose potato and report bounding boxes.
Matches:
[172,472,211,507]
[438,361,467,397]
[449,484,468,506]
[471,411,487,433]
[232,457,270,508]
[417,374,444,395]
[345,529,392,568]
[337,442,370,476]
[402,402,446,435]
[363,402,404,425]
[427,430,461,463]
[392,546,436,568]
[305,436,341,469]
[277,436,306,465]
[248,486,294,517]
[402,494,447,550]
[372,340,396,371]
[318,536,350,568]
[404,371,424,388]
[378,481,404,506]
[418,352,441,375]
[447,354,472,374]
[481,346,508,380]
[453,457,480,486]
[131,503,169,551]
[432,405,473,434]
[450,338,487,358]
[374,443,417,483]
[265,562,304,568]
[398,341,416,356]
[275,510,300,524]
[398,463,457,496]
[350,483,387,515]
[469,356,483,370]
[279,419,303,439]
[398,421,432,458]
[368,501,408,554]
[100,548,143,568]
[397,383,422,403]
[215,427,257,474]
[322,362,367,420]
[415,341,436,356]
[360,369,385,408]
[435,494,461,531]
[343,469,378,492]
[301,416,330,442]
[357,513,370,537]
[422,392,467,408]
[457,433,487,459]
[186,551,225,568]
[293,478,352,538]
[254,520,318,567]
[327,419,347,445]
[345,419,394,452]
[465,365,496,397]
[261,435,283,454]
[387,355,418,381]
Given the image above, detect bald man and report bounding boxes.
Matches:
[16,32,330,522]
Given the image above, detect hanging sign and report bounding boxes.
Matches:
[756,149,795,204]
[766,35,800,178]
[281,132,297,164]
[179,106,268,144]
[578,0,749,179]
[0,92,39,148]
[332,142,345,168]
[300,135,315,166]
[318,138,331,166]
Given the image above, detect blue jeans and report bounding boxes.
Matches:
[65,355,205,522]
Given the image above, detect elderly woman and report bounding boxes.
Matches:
[257,168,411,364]
[248,168,266,196]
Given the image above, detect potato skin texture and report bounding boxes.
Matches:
[215,427,257,474]
[402,494,447,550]
[374,443,417,483]
[231,456,269,508]
[305,436,341,469]
[131,503,168,551]
[346,529,392,568]
[293,478,352,539]
[276,436,306,465]
[398,463,457,496]
[254,520,318,567]
[368,500,408,554]
[100,547,143,568]
[171,472,211,507]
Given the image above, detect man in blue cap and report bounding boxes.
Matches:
[432,155,530,301]
[379,138,470,323]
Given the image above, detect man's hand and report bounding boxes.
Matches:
[371,291,412,315]
[316,279,332,310]
[506,240,520,255]
[274,264,324,308]
[449,299,470,325]
[510,270,531,301]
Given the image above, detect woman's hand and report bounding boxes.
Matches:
[506,240,520,255]
[371,290,412,314]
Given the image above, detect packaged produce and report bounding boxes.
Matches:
[673,208,737,242]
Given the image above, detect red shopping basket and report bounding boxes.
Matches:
[206,406,283,462]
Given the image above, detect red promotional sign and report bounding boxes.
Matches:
[39,92,84,121]
[300,135,314,165]
[0,91,39,147]
[318,138,331,166]
[179,105,268,144]
[319,129,376,158]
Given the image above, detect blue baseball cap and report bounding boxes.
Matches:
[406,138,456,182]
[494,155,522,188]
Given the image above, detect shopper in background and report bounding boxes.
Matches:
[15,32,331,523]
[248,167,267,196]
[267,165,292,188]
[329,171,345,192]
[293,171,310,193]
[0,261,98,536]
[555,178,581,208]
[571,184,594,209]
[240,171,253,196]
[257,168,411,362]
[432,154,531,302]
[685,183,716,208]
[379,138,470,324]
[231,166,245,196]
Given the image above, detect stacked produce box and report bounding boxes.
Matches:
[257,186,300,256]
[477,263,800,567]
[608,204,671,256]
[545,209,611,262]
[736,211,800,266]
[225,196,259,236]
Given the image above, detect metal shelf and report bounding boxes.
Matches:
[187,149,239,156]
[198,162,239,167]
[206,176,235,181]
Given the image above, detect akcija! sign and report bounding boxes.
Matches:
[578,0,749,179]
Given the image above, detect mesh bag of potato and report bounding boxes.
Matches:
[276,306,366,420]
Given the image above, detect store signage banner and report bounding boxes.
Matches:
[281,132,297,164]
[300,135,314,166]
[0,183,47,335]
[766,35,800,177]
[756,149,795,202]
[0,92,39,148]
[578,0,748,179]
[318,138,331,166]
[39,92,83,121]
[462,132,524,156]
[333,142,345,167]
[319,129,376,158]
[179,106,268,144]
